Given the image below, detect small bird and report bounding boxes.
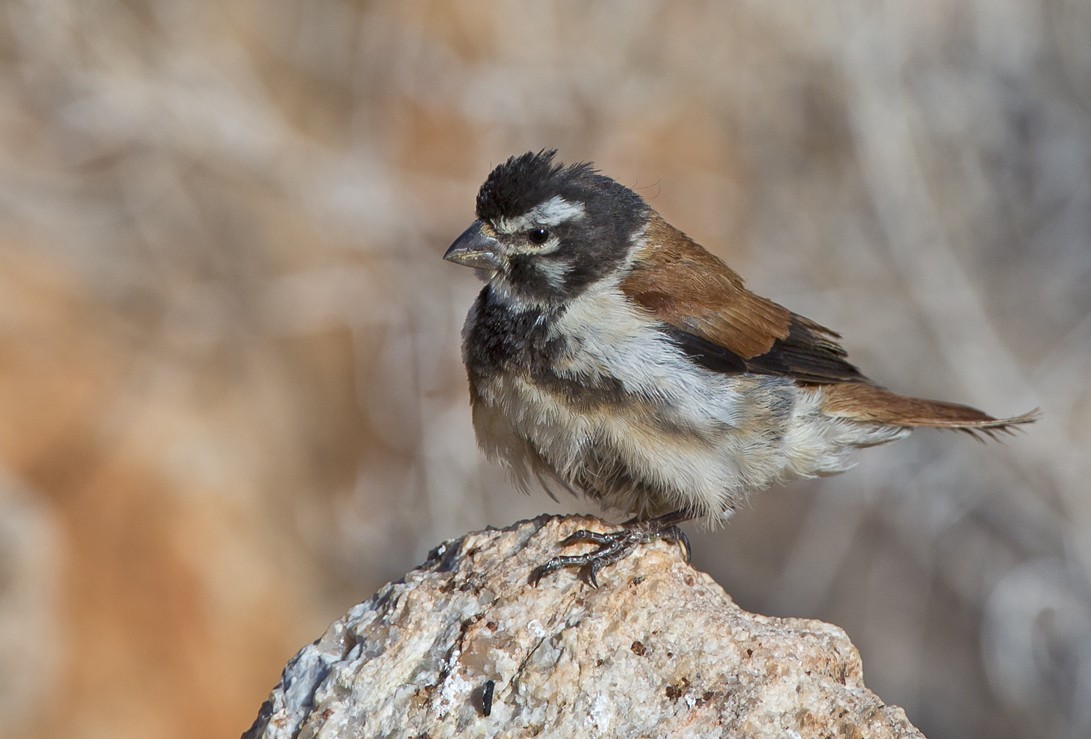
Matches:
[444,150,1036,585]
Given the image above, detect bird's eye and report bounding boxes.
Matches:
[527,227,550,246]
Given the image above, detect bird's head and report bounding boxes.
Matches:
[444,150,649,308]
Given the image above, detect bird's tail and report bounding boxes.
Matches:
[820,382,1039,439]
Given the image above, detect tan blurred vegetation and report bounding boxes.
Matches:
[0,2,1088,737]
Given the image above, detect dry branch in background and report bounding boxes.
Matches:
[245,515,923,738]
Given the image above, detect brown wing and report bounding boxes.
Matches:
[621,215,1039,432]
[621,214,866,384]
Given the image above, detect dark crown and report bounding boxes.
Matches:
[475,150,597,223]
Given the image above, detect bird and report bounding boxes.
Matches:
[443,149,1037,586]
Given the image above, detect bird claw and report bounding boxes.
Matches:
[529,512,694,587]
[559,529,615,547]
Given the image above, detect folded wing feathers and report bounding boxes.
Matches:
[625,214,1039,435]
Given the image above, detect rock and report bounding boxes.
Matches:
[244,515,924,738]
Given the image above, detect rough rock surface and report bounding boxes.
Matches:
[244,515,924,738]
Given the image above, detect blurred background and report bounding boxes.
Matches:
[0,1,1088,737]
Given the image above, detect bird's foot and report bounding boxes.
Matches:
[529,511,693,587]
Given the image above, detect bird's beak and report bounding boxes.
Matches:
[444,221,502,272]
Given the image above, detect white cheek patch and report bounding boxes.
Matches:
[494,196,586,234]
[536,258,572,290]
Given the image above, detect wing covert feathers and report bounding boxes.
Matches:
[621,215,865,383]
[622,215,790,357]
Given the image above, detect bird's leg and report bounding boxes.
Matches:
[529,510,695,587]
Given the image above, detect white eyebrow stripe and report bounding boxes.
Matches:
[494,196,586,233]
[535,196,586,226]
